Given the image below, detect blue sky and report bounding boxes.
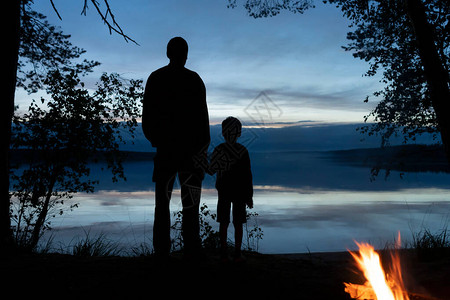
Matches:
[18,0,384,125]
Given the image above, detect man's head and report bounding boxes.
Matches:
[222,116,242,144]
[167,37,188,66]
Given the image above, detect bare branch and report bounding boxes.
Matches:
[50,0,62,20]
[52,0,138,45]
[86,0,139,45]
[81,0,89,16]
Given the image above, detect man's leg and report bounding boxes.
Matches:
[153,175,175,257]
[178,172,202,255]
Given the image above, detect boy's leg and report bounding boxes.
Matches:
[232,201,247,261]
[233,222,243,257]
[217,197,231,260]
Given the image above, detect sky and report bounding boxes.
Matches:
[18,0,384,126]
[18,1,450,254]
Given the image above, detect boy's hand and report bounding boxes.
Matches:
[247,199,253,209]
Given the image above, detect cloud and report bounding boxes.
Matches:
[26,0,385,125]
[269,85,378,111]
[204,80,379,124]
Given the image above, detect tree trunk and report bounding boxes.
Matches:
[30,176,57,250]
[1,0,21,251]
[405,0,450,162]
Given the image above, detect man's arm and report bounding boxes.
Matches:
[198,75,210,152]
[142,73,157,147]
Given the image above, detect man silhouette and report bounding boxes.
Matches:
[142,37,210,259]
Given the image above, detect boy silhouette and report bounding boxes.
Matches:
[209,117,253,262]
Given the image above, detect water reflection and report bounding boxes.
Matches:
[89,151,450,192]
[45,187,450,254]
[43,151,450,254]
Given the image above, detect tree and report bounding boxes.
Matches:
[2,0,137,250]
[228,0,450,160]
[404,0,450,157]
[3,0,21,251]
[10,68,143,250]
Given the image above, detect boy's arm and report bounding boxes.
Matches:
[244,148,253,208]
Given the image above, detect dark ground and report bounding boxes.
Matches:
[2,249,449,299]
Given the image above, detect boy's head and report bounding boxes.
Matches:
[222,117,242,143]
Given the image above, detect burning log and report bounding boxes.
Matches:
[406,293,442,300]
[344,233,444,300]
[343,232,442,300]
[344,238,410,300]
[345,283,441,300]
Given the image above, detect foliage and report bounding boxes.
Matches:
[18,1,100,94]
[18,0,138,93]
[0,0,138,249]
[171,203,263,253]
[227,0,315,18]
[10,68,143,250]
[171,203,221,251]
[11,1,143,251]
[199,203,221,250]
[329,0,449,146]
[228,0,450,146]
[245,211,264,251]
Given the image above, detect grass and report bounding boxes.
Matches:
[44,227,449,260]
[409,226,450,260]
[31,225,450,259]
[129,242,153,257]
[68,229,123,257]
[27,207,450,260]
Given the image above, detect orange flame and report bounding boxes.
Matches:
[344,233,410,300]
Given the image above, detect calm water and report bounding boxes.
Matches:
[43,151,450,254]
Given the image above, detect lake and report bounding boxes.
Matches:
[42,150,450,255]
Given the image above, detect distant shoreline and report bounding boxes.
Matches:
[326,144,449,173]
[11,144,449,174]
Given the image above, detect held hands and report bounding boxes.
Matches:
[193,151,211,174]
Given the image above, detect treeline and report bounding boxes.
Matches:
[329,144,450,174]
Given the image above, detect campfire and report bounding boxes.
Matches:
[344,232,440,300]
[344,233,409,300]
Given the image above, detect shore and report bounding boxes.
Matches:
[2,249,449,299]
